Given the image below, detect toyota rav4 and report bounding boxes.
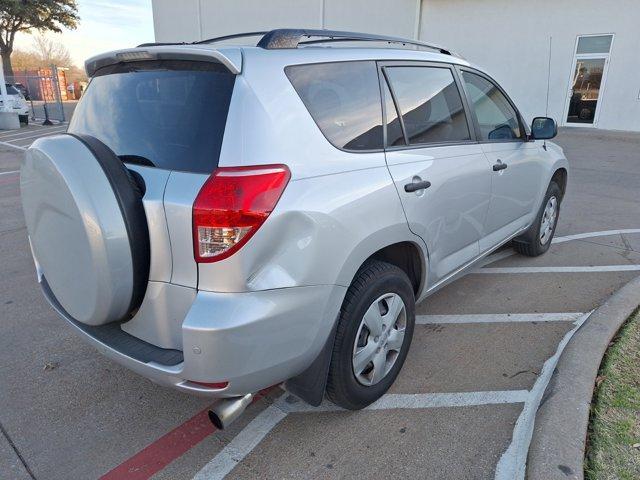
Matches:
[20,29,568,428]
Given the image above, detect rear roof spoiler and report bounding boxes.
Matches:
[84,46,242,77]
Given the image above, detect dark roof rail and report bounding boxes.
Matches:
[194,31,268,45]
[137,32,268,48]
[257,29,456,56]
[138,29,457,57]
[137,41,188,47]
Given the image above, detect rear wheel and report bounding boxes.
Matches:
[326,260,415,410]
[513,181,562,257]
[19,115,28,125]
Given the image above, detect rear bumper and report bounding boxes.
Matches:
[41,275,345,398]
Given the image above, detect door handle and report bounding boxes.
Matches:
[404,180,431,192]
[492,161,508,172]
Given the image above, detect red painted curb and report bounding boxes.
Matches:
[100,387,278,480]
[100,408,214,480]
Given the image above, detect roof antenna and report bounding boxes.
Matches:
[543,35,552,150]
[545,35,552,117]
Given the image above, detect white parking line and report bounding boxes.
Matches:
[416,312,583,324]
[0,126,66,140]
[193,389,530,480]
[193,400,289,480]
[0,141,25,151]
[1,131,66,144]
[478,229,640,270]
[494,311,591,480]
[554,229,640,244]
[0,130,63,150]
[0,170,19,176]
[287,390,530,414]
[477,265,640,274]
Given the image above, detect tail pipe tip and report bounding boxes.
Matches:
[208,393,253,430]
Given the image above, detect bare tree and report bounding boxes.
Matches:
[10,48,39,70]
[0,0,79,79]
[31,33,71,66]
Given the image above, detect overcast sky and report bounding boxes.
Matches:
[15,0,155,67]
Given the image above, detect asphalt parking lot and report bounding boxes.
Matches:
[1,127,639,480]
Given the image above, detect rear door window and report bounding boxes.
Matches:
[68,60,236,174]
[286,61,383,151]
[384,66,470,146]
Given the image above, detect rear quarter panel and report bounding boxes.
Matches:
[197,164,424,292]
[198,49,427,292]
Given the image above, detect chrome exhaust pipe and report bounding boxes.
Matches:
[208,393,253,430]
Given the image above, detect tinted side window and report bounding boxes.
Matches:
[286,61,383,150]
[384,66,470,145]
[461,71,522,141]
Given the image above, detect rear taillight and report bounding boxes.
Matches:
[193,164,290,263]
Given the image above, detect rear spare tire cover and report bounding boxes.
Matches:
[20,134,150,326]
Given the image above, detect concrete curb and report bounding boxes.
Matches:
[527,274,640,479]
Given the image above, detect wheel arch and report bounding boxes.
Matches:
[285,236,428,406]
[365,241,425,298]
[335,225,429,296]
[551,167,568,198]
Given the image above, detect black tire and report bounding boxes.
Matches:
[513,181,562,257]
[326,260,415,410]
[19,115,28,125]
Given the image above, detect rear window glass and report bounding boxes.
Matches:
[68,60,236,174]
[285,61,383,151]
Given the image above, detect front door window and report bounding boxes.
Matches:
[460,71,522,141]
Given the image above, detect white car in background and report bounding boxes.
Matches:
[2,83,30,124]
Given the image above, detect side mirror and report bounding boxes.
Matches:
[531,117,557,140]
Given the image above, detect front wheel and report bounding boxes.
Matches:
[326,260,415,410]
[19,115,28,125]
[513,181,562,257]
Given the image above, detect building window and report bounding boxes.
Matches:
[576,35,613,55]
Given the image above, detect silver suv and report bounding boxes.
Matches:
[20,29,568,427]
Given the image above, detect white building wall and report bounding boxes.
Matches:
[421,0,640,131]
[153,0,419,43]
[152,0,640,132]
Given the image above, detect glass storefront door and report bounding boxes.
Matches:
[567,58,606,124]
[565,34,613,126]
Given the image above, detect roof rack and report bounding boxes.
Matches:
[139,29,457,57]
[256,29,455,56]
[194,31,268,45]
[194,28,456,55]
[137,41,189,47]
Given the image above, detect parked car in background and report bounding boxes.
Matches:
[20,29,568,429]
[13,82,30,101]
[2,83,30,124]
